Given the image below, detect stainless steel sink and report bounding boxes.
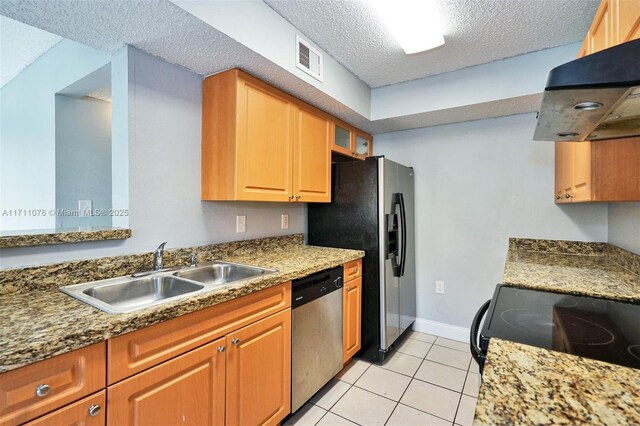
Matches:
[82,276,203,312]
[174,262,274,286]
[60,261,276,314]
[60,274,204,314]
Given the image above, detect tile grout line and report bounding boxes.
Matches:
[391,342,468,424]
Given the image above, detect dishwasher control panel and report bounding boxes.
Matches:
[291,266,343,309]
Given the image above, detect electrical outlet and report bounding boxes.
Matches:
[281,214,289,229]
[436,280,445,294]
[236,215,246,233]
[78,200,92,217]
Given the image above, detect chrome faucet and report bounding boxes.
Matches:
[153,242,167,271]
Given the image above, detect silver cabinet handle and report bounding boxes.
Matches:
[35,384,50,398]
[217,346,225,353]
[88,404,101,417]
[232,338,240,346]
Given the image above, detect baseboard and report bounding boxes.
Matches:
[412,318,470,343]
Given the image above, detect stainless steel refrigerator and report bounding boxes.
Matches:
[308,157,416,363]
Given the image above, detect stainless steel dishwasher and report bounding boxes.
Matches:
[291,266,343,412]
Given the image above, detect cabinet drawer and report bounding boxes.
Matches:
[108,282,291,384]
[343,259,362,282]
[0,342,106,426]
[24,391,106,426]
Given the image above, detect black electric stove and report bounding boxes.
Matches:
[470,284,640,373]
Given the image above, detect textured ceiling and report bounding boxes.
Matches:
[0,16,62,87]
[0,0,588,133]
[0,0,372,130]
[264,0,599,87]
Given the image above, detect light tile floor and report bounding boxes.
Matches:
[285,332,480,426]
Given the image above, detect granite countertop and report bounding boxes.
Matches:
[475,338,640,425]
[0,244,363,373]
[503,238,640,302]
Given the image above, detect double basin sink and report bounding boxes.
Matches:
[60,262,276,314]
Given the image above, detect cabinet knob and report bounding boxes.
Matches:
[88,405,101,417]
[35,384,50,398]
[556,195,561,200]
[232,338,240,346]
[296,195,301,200]
[288,195,294,201]
[217,346,225,353]
[565,193,571,199]
[346,286,351,291]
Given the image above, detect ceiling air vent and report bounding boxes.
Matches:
[296,35,323,82]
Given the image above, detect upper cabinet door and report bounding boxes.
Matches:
[354,132,372,158]
[293,105,332,203]
[590,0,613,53]
[333,122,354,157]
[571,142,593,202]
[617,0,640,43]
[236,78,294,202]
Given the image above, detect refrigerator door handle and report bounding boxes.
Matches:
[398,193,407,277]
[391,193,402,278]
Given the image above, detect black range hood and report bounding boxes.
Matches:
[534,38,640,142]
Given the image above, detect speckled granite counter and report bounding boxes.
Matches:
[503,238,640,302]
[0,227,131,248]
[0,237,363,373]
[475,338,640,425]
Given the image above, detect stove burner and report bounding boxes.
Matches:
[514,290,578,308]
[557,314,615,346]
[628,345,640,361]
[500,309,616,345]
[500,309,554,336]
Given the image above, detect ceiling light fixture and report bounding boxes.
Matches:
[367,0,445,54]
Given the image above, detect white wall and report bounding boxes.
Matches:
[0,48,305,269]
[0,39,110,231]
[608,203,640,254]
[374,113,608,328]
[55,95,112,228]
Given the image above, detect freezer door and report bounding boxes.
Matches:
[398,164,416,334]
[379,158,401,350]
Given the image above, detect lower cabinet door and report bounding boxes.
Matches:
[107,338,226,426]
[24,391,106,426]
[225,309,291,426]
[343,277,362,363]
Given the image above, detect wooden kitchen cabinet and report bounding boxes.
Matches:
[293,104,332,203]
[555,0,640,203]
[108,339,226,426]
[342,259,362,363]
[331,118,372,160]
[202,69,330,203]
[107,283,292,426]
[555,138,640,203]
[24,391,106,426]
[226,309,291,426]
[0,342,106,426]
[617,0,640,43]
[581,0,640,56]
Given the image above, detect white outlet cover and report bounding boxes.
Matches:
[236,215,246,233]
[281,214,289,229]
[78,200,92,217]
[436,280,445,294]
